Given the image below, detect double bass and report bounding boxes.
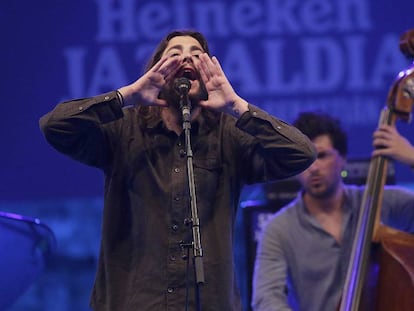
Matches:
[339,29,414,311]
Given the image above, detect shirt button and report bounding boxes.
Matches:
[174,196,180,201]
[179,149,186,157]
[167,288,174,293]
[172,224,178,231]
[78,106,83,111]
[174,167,180,173]
[170,255,176,261]
[104,96,110,100]
[276,126,281,129]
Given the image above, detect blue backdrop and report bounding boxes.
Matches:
[2,0,414,201]
[0,0,414,199]
[1,1,414,310]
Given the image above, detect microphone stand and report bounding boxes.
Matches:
[179,90,205,311]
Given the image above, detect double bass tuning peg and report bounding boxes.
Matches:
[400,29,414,60]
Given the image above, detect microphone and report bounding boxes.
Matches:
[174,77,191,95]
[174,77,191,121]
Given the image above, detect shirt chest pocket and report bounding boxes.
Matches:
[193,157,222,203]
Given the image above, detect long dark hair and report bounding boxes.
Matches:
[138,30,218,126]
[145,30,211,72]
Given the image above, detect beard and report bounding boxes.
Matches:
[302,176,342,200]
[306,183,335,199]
[158,78,208,111]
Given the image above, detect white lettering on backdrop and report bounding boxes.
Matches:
[61,0,409,126]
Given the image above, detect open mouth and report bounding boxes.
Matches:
[178,68,197,81]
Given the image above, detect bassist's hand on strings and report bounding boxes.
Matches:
[372,124,414,167]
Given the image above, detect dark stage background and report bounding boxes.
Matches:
[1,1,414,310]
